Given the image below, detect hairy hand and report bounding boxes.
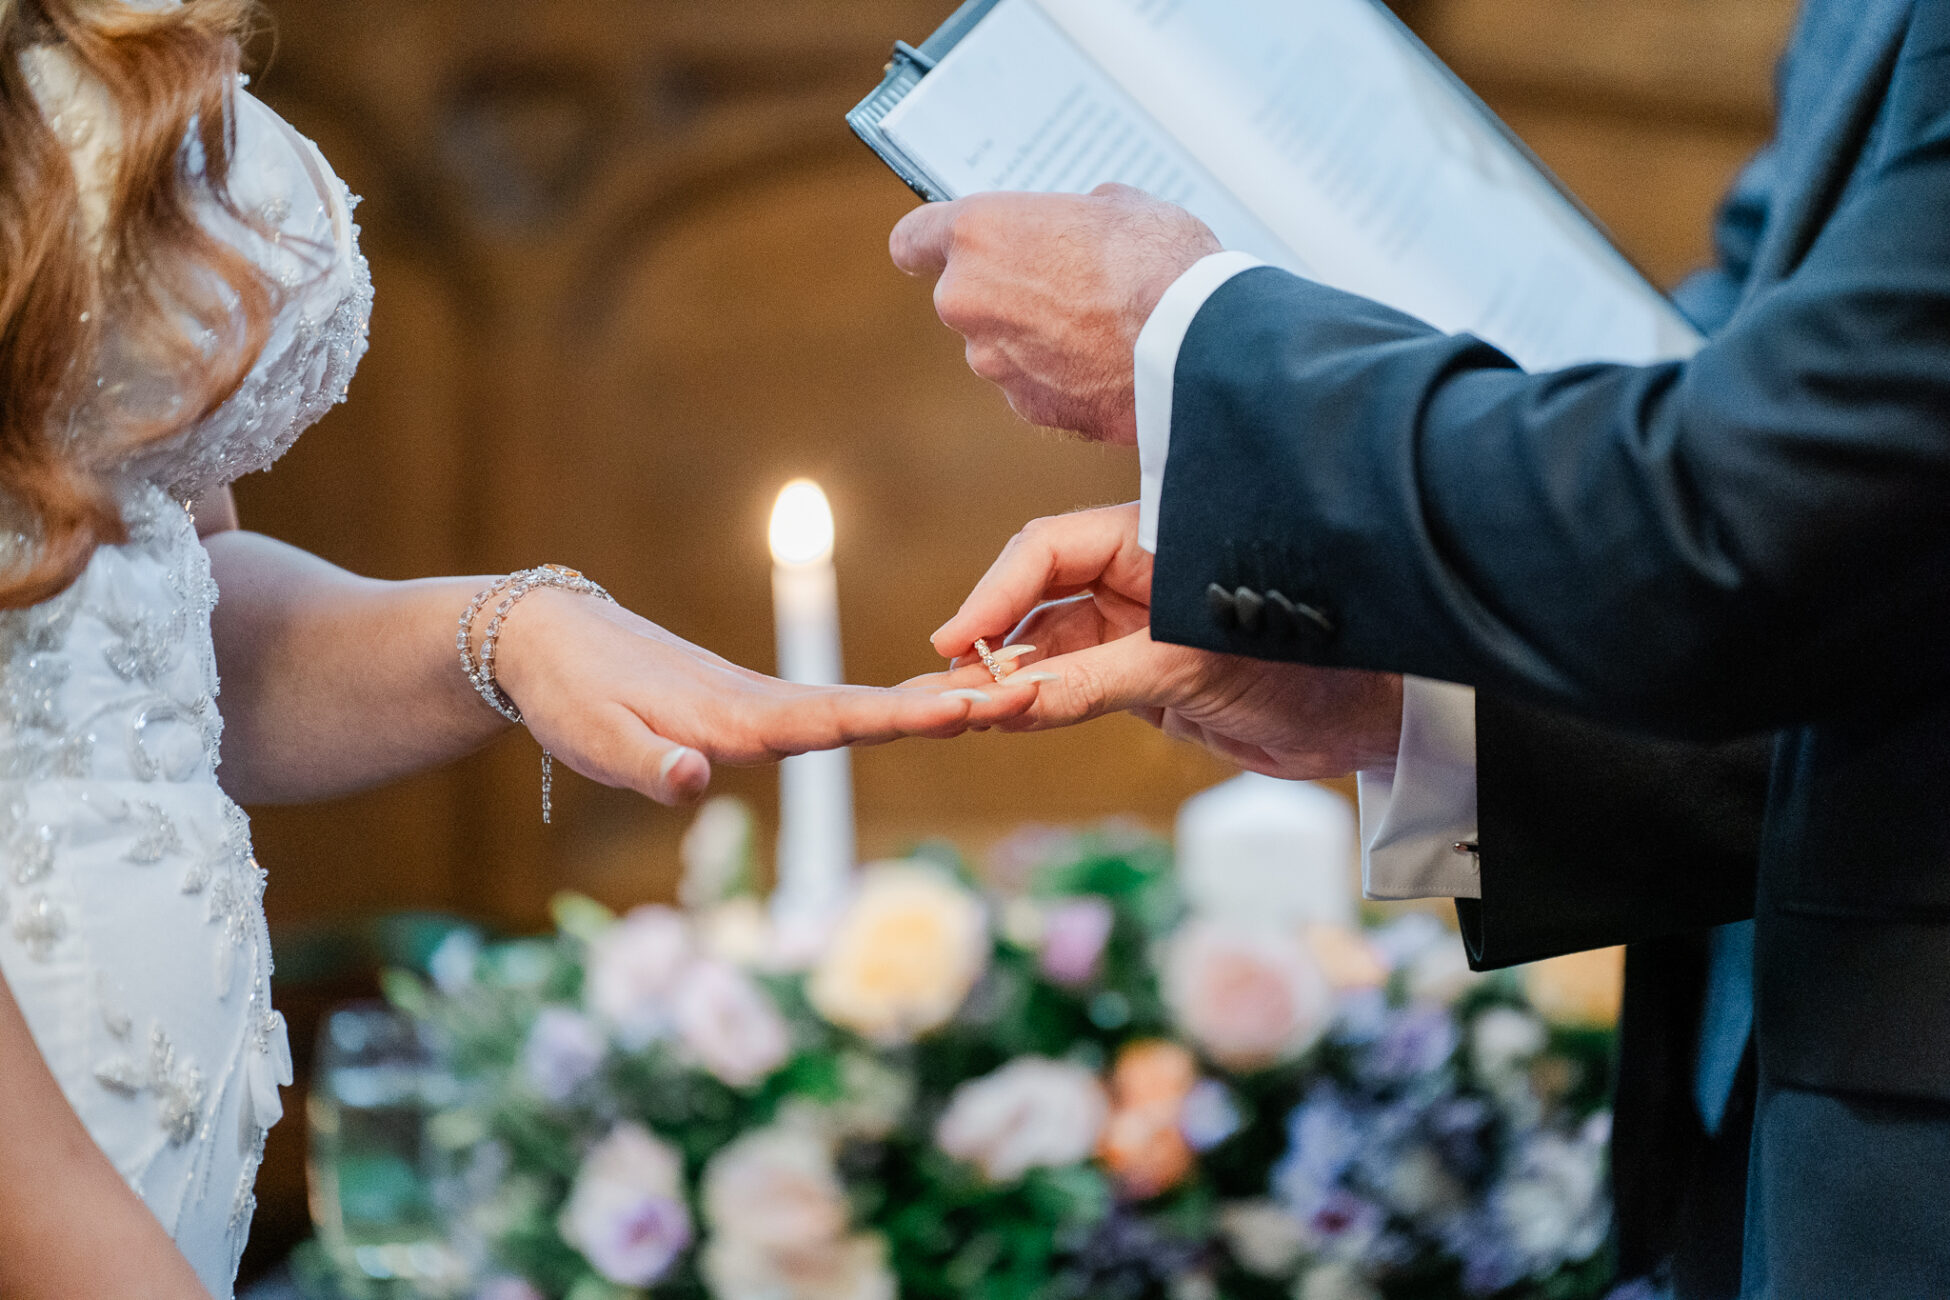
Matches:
[922,504,1404,779]
[492,590,1040,805]
[889,185,1221,443]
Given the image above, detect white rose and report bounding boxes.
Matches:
[1404,937,1484,1006]
[1218,1200,1311,1277]
[672,958,792,1088]
[1296,1261,1382,1300]
[935,1056,1109,1183]
[584,905,692,1048]
[681,796,755,909]
[1470,1006,1548,1083]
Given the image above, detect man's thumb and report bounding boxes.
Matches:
[889,199,962,277]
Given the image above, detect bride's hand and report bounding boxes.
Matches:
[491,589,1042,805]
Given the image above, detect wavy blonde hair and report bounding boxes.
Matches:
[0,0,271,608]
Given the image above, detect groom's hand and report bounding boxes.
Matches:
[889,185,1220,443]
[923,504,1405,780]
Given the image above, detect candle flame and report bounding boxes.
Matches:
[769,479,835,566]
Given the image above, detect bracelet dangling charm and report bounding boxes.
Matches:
[457,564,617,823]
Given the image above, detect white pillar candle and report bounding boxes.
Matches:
[1175,772,1357,927]
[768,480,855,926]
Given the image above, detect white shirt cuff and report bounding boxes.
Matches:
[1359,677,1481,900]
[1133,251,1267,553]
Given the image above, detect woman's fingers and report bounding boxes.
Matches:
[930,505,1147,658]
[563,703,715,805]
[744,679,1043,758]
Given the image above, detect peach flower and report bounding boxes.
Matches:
[1098,1040,1199,1198]
[806,862,988,1043]
[1303,924,1388,991]
[1162,919,1333,1071]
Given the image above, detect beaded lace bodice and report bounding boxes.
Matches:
[0,46,372,1299]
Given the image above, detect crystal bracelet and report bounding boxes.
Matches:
[457,564,617,823]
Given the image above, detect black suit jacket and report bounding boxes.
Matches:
[1149,0,1950,1293]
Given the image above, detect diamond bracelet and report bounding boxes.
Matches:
[457,564,616,823]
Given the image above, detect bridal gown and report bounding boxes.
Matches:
[0,45,372,1297]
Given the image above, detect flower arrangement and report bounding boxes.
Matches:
[383,801,1625,1300]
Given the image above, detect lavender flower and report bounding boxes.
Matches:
[1364,1003,1460,1081]
[1178,1079,1242,1152]
[521,1006,604,1103]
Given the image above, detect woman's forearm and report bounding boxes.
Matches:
[0,973,214,1299]
[204,530,508,803]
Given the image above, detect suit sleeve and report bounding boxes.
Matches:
[1149,12,1950,741]
[1458,697,1771,968]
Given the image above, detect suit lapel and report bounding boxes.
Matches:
[1741,0,1916,298]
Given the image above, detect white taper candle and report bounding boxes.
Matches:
[768,480,855,925]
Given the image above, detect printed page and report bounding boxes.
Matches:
[878,0,1299,272]
[1034,0,1700,368]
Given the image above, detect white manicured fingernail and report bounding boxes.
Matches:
[657,747,695,782]
[993,644,1037,661]
[1008,672,1060,685]
[940,688,992,703]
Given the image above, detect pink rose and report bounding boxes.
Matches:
[585,906,692,1047]
[1037,897,1115,987]
[1163,919,1333,1071]
[672,959,793,1088]
[557,1123,693,1286]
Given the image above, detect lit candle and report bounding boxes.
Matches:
[768,480,855,927]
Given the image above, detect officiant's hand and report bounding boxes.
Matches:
[921,504,1403,779]
[492,591,1041,805]
[889,185,1219,443]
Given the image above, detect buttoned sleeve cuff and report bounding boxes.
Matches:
[1359,676,1481,900]
[1133,251,1268,553]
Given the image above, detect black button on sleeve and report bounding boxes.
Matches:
[1264,591,1300,639]
[1206,582,1237,628]
[1233,587,1266,633]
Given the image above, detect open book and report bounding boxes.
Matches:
[849,0,1702,371]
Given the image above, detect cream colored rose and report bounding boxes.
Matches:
[935,1056,1109,1183]
[702,1127,851,1254]
[700,1126,894,1300]
[1162,918,1333,1071]
[697,896,775,969]
[701,1229,896,1300]
[806,862,988,1043]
